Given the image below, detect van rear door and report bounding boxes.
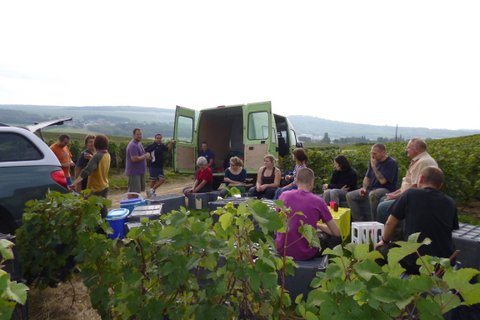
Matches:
[173,106,196,173]
[243,101,273,172]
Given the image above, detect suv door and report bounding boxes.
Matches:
[0,128,67,233]
[173,106,196,173]
[242,101,273,173]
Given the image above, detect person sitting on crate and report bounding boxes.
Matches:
[183,157,213,195]
[376,138,438,224]
[248,154,281,199]
[220,156,247,197]
[273,148,308,200]
[276,168,341,261]
[375,166,459,274]
[322,155,358,206]
[346,143,398,221]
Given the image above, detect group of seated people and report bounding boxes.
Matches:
[183,139,459,274]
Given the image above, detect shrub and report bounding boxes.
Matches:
[16,192,109,288]
[0,238,28,320]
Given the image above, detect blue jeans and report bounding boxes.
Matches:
[322,189,348,204]
[376,199,395,224]
[273,185,297,200]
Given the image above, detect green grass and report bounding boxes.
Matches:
[458,214,480,226]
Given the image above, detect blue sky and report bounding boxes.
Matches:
[1,0,479,130]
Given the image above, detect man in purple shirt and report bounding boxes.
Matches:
[276,168,341,261]
[125,128,151,196]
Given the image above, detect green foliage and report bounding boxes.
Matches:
[306,135,480,205]
[16,191,110,288]
[14,191,480,319]
[296,234,480,319]
[79,201,298,319]
[0,239,28,320]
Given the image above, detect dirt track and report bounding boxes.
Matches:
[108,175,193,208]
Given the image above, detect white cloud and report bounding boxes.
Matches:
[0,0,479,130]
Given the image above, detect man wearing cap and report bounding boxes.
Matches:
[145,133,176,197]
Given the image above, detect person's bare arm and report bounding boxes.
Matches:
[375,214,399,249]
[386,189,402,200]
[359,176,370,196]
[325,219,341,237]
[74,166,82,179]
[192,179,207,193]
[131,153,150,162]
[370,158,387,185]
[256,167,264,190]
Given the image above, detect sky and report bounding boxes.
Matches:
[0,1,479,130]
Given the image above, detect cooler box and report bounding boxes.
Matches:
[120,192,146,214]
[127,204,163,222]
[106,208,130,239]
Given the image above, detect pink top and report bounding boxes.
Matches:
[276,189,333,260]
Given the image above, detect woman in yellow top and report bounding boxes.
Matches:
[71,135,111,215]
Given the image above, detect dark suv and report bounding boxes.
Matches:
[0,124,69,234]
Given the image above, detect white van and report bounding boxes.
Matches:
[173,101,300,189]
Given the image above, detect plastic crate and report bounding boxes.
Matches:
[127,204,163,222]
[282,255,328,300]
[147,194,185,214]
[452,223,480,269]
[351,222,384,246]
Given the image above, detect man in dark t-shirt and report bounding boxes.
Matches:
[198,141,215,170]
[145,134,175,197]
[376,166,459,274]
[346,143,398,221]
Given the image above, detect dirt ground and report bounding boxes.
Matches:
[27,176,193,320]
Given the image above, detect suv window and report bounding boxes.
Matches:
[0,132,43,162]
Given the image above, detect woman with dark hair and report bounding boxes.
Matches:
[75,134,96,191]
[322,155,358,205]
[273,148,308,199]
[71,134,111,200]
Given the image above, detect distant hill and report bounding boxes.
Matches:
[1,104,478,140]
[288,115,480,140]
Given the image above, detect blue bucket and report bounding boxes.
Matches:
[106,208,130,239]
[120,193,146,214]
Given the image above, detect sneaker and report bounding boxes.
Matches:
[148,188,155,198]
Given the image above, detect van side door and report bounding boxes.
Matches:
[242,101,273,173]
[173,106,196,173]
